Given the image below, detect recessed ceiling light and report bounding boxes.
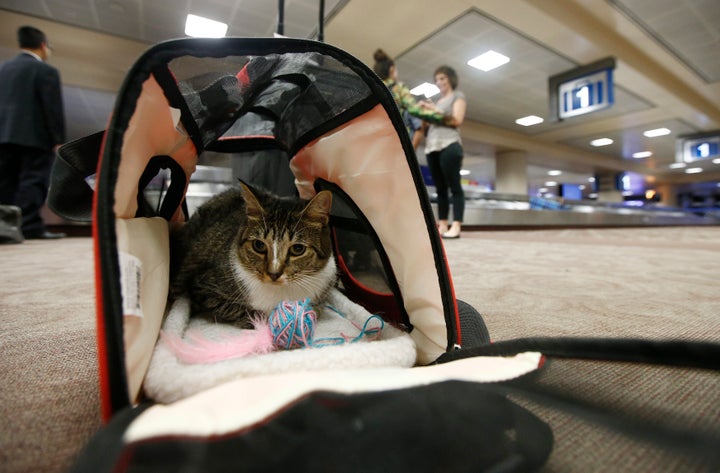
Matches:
[588,177,596,182]
[643,127,671,137]
[185,14,228,38]
[669,162,687,169]
[685,167,703,174]
[410,82,440,98]
[632,151,653,159]
[545,181,558,186]
[713,158,720,164]
[460,169,471,176]
[467,50,510,72]
[590,138,614,147]
[547,170,562,176]
[515,115,544,126]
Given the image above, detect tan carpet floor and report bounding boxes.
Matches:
[1,227,719,472]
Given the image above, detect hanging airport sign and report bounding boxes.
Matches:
[678,131,720,163]
[548,57,615,121]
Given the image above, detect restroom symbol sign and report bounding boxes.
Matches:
[558,69,614,119]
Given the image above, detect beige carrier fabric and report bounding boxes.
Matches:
[112,75,199,402]
[291,105,450,365]
[116,217,170,403]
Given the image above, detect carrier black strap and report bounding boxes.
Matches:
[435,336,720,371]
[136,155,188,221]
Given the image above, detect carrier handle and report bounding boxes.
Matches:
[276,0,325,42]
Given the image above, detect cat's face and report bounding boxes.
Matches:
[231,183,335,310]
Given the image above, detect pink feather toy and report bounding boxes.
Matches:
[161,299,317,364]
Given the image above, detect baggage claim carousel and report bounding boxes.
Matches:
[450,193,720,228]
[162,166,720,229]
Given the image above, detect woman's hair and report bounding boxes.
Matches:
[434,65,459,90]
[373,49,394,80]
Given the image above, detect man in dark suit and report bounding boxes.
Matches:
[0,26,66,240]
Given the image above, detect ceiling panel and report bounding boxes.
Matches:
[610,0,720,82]
[561,118,698,161]
[395,10,654,139]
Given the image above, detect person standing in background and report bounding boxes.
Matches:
[372,49,455,149]
[0,26,66,240]
[425,65,466,239]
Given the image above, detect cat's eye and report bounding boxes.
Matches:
[251,239,267,254]
[289,243,306,256]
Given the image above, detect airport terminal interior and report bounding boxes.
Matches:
[1,1,719,472]
[1,0,719,228]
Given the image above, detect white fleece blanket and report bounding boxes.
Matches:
[143,289,417,403]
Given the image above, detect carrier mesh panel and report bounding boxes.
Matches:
[167,52,372,151]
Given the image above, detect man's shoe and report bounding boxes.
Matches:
[25,230,66,240]
[0,205,24,243]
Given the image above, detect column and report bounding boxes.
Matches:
[654,183,678,207]
[495,151,528,195]
[594,172,624,203]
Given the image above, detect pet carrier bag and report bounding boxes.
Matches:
[49,36,720,472]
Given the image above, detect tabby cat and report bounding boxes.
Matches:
[170,181,336,327]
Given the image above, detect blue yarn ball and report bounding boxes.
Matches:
[269,298,317,349]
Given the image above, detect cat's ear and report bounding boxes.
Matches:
[303,190,332,225]
[239,181,264,220]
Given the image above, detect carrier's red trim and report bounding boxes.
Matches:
[236,64,250,87]
[92,130,113,422]
[439,242,462,347]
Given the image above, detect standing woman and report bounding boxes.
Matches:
[425,65,466,239]
[372,49,454,148]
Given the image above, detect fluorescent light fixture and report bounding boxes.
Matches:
[713,158,720,164]
[547,170,562,176]
[632,151,653,159]
[685,167,703,174]
[643,127,671,137]
[460,169,471,176]
[590,138,614,147]
[185,14,228,38]
[410,82,440,98]
[515,115,544,126]
[467,50,510,72]
[669,162,687,169]
[545,181,558,186]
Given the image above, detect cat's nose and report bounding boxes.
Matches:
[267,271,283,282]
